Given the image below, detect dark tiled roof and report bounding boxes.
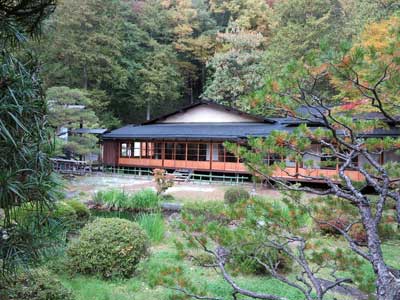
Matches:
[102,121,400,141]
[102,122,287,140]
[71,128,108,134]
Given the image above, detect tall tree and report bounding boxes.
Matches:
[265,0,346,71]
[202,29,266,107]
[40,0,128,90]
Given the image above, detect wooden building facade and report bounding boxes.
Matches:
[102,101,400,182]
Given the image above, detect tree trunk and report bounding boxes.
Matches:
[146,102,151,121]
[83,65,88,90]
[360,205,400,300]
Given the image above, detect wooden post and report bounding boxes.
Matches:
[185,142,188,168]
[210,142,213,170]
[162,142,165,167]
[173,142,176,168]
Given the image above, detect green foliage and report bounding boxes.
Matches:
[46,86,102,158]
[52,202,78,225]
[231,246,292,275]
[137,213,165,243]
[93,189,160,211]
[93,189,128,209]
[65,199,91,226]
[1,268,74,300]
[14,202,78,230]
[129,189,160,210]
[0,220,68,278]
[203,29,266,106]
[67,218,149,278]
[312,196,399,242]
[1,0,60,278]
[224,187,250,204]
[183,200,226,221]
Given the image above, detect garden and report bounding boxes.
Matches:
[2,175,399,300]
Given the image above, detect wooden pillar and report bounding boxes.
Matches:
[210,142,213,170]
[116,141,120,167]
[173,142,176,168]
[224,147,227,171]
[162,141,165,167]
[185,142,188,168]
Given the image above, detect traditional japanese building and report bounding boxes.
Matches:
[101,101,400,182]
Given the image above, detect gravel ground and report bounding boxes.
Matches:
[65,174,283,202]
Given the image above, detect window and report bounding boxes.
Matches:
[212,143,223,161]
[225,150,237,163]
[199,144,208,161]
[383,150,400,164]
[165,143,174,160]
[320,147,337,169]
[132,142,141,158]
[120,143,128,157]
[285,155,297,168]
[154,143,163,160]
[187,143,199,161]
[176,143,186,160]
[141,142,154,159]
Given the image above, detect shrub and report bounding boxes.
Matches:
[314,207,351,235]
[67,218,149,278]
[52,202,77,225]
[14,202,77,229]
[93,189,128,209]
[92,189,159,210]
[183,200,226,222]
[348,223,397,246]
[224,187,250,204]
[128,189,159,210]
[349,223,368,245]
[65,199,91,226]
[153,168,174,195]
[2,268,74,300]
[137,213,165,243]
[231,246,292,275]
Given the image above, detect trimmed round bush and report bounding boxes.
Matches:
[67,218,149,278]
[65,199,90,225]
[224,187,250,204]
[2,268,74,300]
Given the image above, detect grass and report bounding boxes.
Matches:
[58,240,361,300]
[137,213,165,243]
[93,188,159,210]
[33,191,400,300]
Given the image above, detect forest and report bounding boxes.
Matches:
[38,0,398,125]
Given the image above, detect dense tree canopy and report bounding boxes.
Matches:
[36,0,399,125]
